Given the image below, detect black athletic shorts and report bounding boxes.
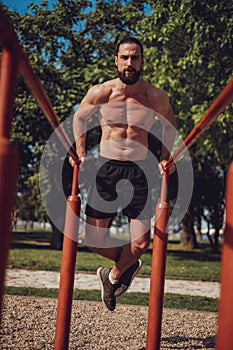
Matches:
[85,156,153,220]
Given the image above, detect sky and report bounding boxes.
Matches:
[2,0,54,13]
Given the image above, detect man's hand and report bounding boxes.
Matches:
[158,159,176,175]
[69,156,86,170]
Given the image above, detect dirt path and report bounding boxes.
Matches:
[0,295,217,349]
[6,269,220,298]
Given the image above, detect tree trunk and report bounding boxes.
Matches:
[196,217,202,241]
[50,222,64,250]
[180,210,198,249]
[213,228,220,253]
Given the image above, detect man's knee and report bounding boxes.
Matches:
[132,232,150,255]
[85,215,111,246]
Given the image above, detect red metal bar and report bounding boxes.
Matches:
[0,6,79,165]
[159,172,169,203]
[0,46,17,138]
[0,142,18,322]
[216,162,233,350]
[146,78,233,349]
[0,7,81,348]
[146,174,170,350]
[165,77,233,171]
[54,164,81,350]
[71,163,80,196]
[0,44,19,320]
[17,52,79,164]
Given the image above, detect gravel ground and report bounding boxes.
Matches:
[0,295,217,350]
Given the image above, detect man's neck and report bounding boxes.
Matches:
[116,78,143,97]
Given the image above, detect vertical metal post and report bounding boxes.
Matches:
[216,162,233,350]
[0,44,18,322]
[146,172,170,350]
[54,164,81,350]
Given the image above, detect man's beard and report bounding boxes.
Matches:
[118,67,142,85]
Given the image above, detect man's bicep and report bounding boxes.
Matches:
[165,104,176,128]
[73,101,99,121]
[72,100,99,146]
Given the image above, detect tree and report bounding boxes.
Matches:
[2,0,233,249]
[140,0,233,247]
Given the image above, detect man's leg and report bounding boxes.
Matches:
[86,216,150,277]
[86,216,150,310]
[110,218,151,280]
[85,215,122,262]
[84,215,124,311]
[110,219,151,298]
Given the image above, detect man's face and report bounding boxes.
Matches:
[115,43,144,85]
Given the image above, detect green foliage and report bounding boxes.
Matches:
[2,0,233,244]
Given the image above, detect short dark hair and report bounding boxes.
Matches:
[115,37,144,58]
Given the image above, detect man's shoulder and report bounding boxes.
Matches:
[142,80,167,97]
[86,80,115,105]
[144,82,169,106]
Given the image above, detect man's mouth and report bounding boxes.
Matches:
[124,68,136,75]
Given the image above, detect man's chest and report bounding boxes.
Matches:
[98,102,155,131]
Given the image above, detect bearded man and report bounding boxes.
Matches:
[72,37,176,311]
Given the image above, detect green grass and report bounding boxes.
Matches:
[8,248,220,281]
[8,232,221,282]
[5,230,220,312]
[5,287,218,313]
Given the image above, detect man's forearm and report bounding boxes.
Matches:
[74,119,87,158]
[76,136,86,159]
[73,103,99,158]
[161,124,176,161]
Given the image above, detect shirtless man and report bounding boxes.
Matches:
[72,37,176,311]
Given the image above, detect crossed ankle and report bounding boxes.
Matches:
[109,270,119,285]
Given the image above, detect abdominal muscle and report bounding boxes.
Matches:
[98,101,156,161]
[100,126,149,161]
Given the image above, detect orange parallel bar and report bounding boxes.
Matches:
[0,5,79,164]
[216,162,233,350]
[0,6,81,348]
[0,44,17,139]
[146,193,170,350]
[165,77,233,171]
[146,78,233,350]
[0,141,18,322]
[0,43,19,322]
[54,165,81,350]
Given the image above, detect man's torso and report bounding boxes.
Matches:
[96,79,159,161]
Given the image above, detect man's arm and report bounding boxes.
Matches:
[73,102,99,161]
[73,84,110,162]
[149,87,177,174]
[160,103,176,161]
[159,95,176,175]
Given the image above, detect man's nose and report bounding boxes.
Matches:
[126,57,133,66]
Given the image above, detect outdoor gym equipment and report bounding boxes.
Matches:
[146,76,233,350]
[0,8,80,349]
[216,161,233,350]
[0,6,233,350]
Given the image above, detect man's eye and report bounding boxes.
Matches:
[121,56,139,60]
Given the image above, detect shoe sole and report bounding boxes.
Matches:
[129,259,142,287]
[97,267,105,304]
[115,259,142,297]
[97,267,115,311]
